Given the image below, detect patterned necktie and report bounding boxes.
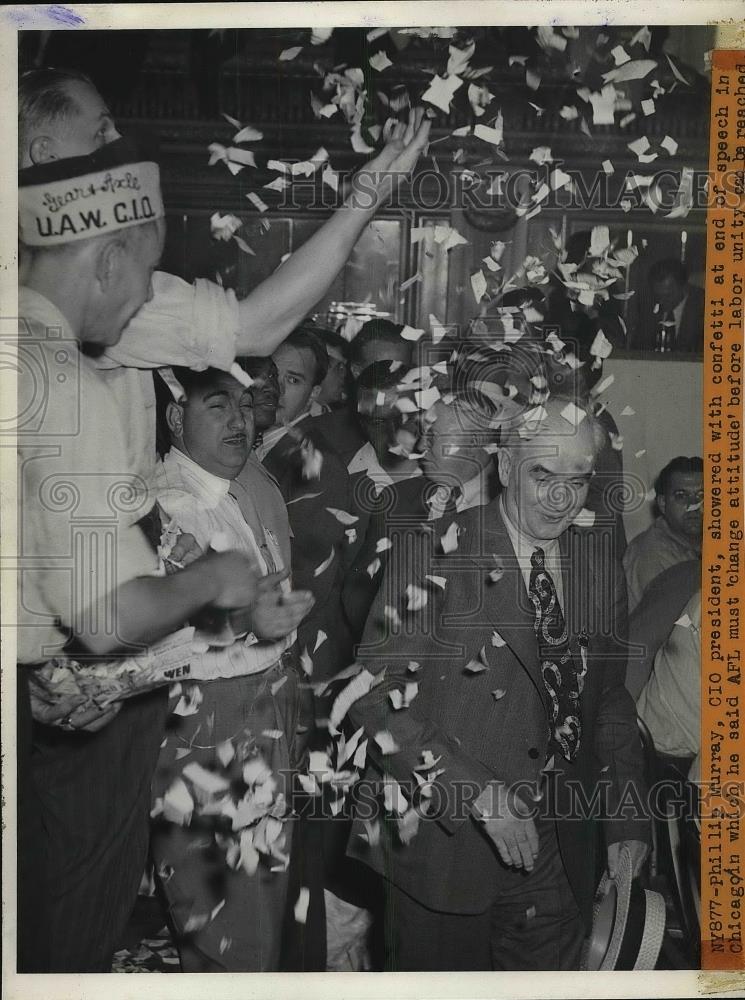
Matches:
[529,547,582,761]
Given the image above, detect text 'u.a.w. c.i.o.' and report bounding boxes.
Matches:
[19,162,165,246]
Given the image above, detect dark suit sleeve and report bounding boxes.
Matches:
[592,557,652,848]
[348,524,498,835]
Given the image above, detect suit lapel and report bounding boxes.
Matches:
[479,510,551,716]
[560,527,595,686]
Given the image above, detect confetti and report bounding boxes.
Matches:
[400,273,423,292]
[602,159,615,175]
[233,235,255,256]
[183,762,231,797]
[425,575,447,590]
[329,668,379,732]
[492,689,507,701]
[264,176,289,193]
[573,508,596,528]
[627,135,652,159]
[661,135,679,156]
[537,25,567,51]
[602,59,656,84]
[620,405,636,417]
[641,98,656,116]
[468,82,494,117]
[384,605,401,628]
[261,729,283,740]
[313,630,327,653]
[162,778,194,826]
[560,403,588,428]
[630,25,652,50]
[447,39,476,76]
[383,777,408,814]
[591,373,615,397]
[471,270,488,303]
[400,324,426,341]
[560,105,579,120]
[675,613,693,629]
[491,630,506,648]
[300,647,313,676]
[208,144,257,174]
[529,145,553,165]
[474,121,504,146]
[422,74,464,113]
[589,225,611,257]
[525,68,541,91]
[406,584,429,612]
[271,674,289,696]
[465,658,487,674]
[369,51,392,72]
[611,44,630,66]
[550,168,573,191]
[590,330,613,359]
[351,123,375,154]
[322,165,338,192]
[279,46,303,61]
[314,547,336,577]
[375,730,400,755]
[666,53,691,86]
[589,84,617,125]
[294,887,310,924]
[233,125,263,143]
[210,212,242,241]
[326,507,359,526]
[440,521,460,554]
[389,682,419,710]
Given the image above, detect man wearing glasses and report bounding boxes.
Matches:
[623,456,703,613]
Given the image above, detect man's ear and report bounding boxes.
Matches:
[29,135,56,165]
[496,447,512,488]
[166,401,184,439]
[95,237,126,292]
[657,493,667,517]
[309,382,323,404]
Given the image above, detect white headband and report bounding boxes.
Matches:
[19,160,165,247]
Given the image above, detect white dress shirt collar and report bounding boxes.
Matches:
[498,496,564,606]
[165,447,231,508]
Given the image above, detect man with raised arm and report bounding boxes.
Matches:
[16,139,268,972]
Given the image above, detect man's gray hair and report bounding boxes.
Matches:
[19,67,94,157]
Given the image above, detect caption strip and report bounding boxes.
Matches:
[702,47,745,972]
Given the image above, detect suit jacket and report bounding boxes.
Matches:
[346,499,649,924]
[636,284,704,353]
[262,418,354,680]
[342,474,432,642]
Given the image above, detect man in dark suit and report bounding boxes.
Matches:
[346,396,650,971]
[636,258,704,353]
[254,328,355,682]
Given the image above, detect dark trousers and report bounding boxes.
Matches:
[384,819,586,971]
[30,687,168,972]
[17,668,50,972]
[151,660,300,972]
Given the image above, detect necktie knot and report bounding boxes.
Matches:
[530,546,546,571]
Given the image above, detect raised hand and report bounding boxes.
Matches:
[351,107,431,207]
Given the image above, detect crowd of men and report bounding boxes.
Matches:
[15,67,702,974]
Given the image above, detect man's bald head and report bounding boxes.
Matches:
[19,68,120,167]
[497,397,605,545]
